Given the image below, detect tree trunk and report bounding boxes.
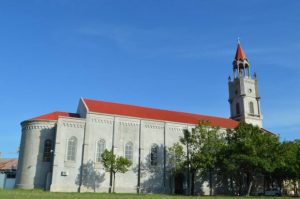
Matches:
[191,171,195,195]
[294,181,297,197]
[209,168,213,196]
[93,173,96,192]
[230,177,234,195]
[246,180,253,196]
[113,172,116,193]
[277,178,283,196]
[238,176,242,196]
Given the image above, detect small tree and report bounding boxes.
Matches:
[168,143,185,174]
[101,149,132,193]
[168,143,186,193]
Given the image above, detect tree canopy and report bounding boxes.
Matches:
[101,149,132,193]
[168,121,300,196]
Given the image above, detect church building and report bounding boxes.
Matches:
[15,42,263,194]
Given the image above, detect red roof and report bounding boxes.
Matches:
[31,111,80,121]
[235,43,247,60]
[83,98,238,129]
[0,159,18,170]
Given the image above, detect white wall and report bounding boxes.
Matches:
[50,117,86,192]
[4,178,16,189]
[16,121,56,189]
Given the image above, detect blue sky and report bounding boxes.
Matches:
[0,0,299,158]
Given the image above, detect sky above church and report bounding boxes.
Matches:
[0,0,299,158]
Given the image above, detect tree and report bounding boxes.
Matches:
[221,122,280,196]
[168,143,186,194]
[168,143,185,175]
[169,120,223,195]
[190,120,224,195]
[101,149,132,193]
[180,129,193,194]
[273,141,297,189]
[271,139,300,196]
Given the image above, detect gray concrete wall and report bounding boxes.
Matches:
[79,113,114,192]
[16,120,56,189]
[228,77,263,127]
[50,117,86,192]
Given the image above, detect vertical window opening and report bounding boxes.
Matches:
[96,139,106,163]
[125,142,133,162]
[249,102,254,114]
[43,139,52,162]
[236,103,240,115]
[150,144,159,166]
[67,136,77,161]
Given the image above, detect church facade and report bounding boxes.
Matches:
[15,43,263,194]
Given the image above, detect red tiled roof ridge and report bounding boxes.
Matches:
[84,98,224,119]
[30,111,80,121]
[82,98,238,129]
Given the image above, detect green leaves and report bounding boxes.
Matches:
[101,149,132,174]
[190,121,223,172]
[101,149,116,172]
[169,121,300,195]
[219,122,282,195]
[101,149,132,193]
[168,143,185,174]
[115,156,132,174]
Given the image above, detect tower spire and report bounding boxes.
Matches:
[232,40,250,78]
[234,41,247,60]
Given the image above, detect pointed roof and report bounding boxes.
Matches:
[234,43,247,60]
[82,98,239,129]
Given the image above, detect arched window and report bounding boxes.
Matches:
[43,139,52,162]
[125,142,133,162]
[96,139,106,163]
[249,102,254,114]
[150,144,159,166]
[236,103,240,115]
[67,136,77,161]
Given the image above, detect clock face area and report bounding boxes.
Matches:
[248,89,252,93]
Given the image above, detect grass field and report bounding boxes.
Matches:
[0,189,293,199]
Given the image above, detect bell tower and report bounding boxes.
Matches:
[228,41,263,127]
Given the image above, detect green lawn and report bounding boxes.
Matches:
[0,189,293,199]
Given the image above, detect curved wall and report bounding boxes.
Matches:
[16,120,56,189]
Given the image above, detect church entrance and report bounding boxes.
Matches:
[174,173,184,194]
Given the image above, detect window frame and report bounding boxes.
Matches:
[124,141,133,162]
[150,144,159,166]
[43,139,52,162]
[236,103,240,115]
[66,136,77,162]
[249,101,254,115]
[96,139,106,163]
